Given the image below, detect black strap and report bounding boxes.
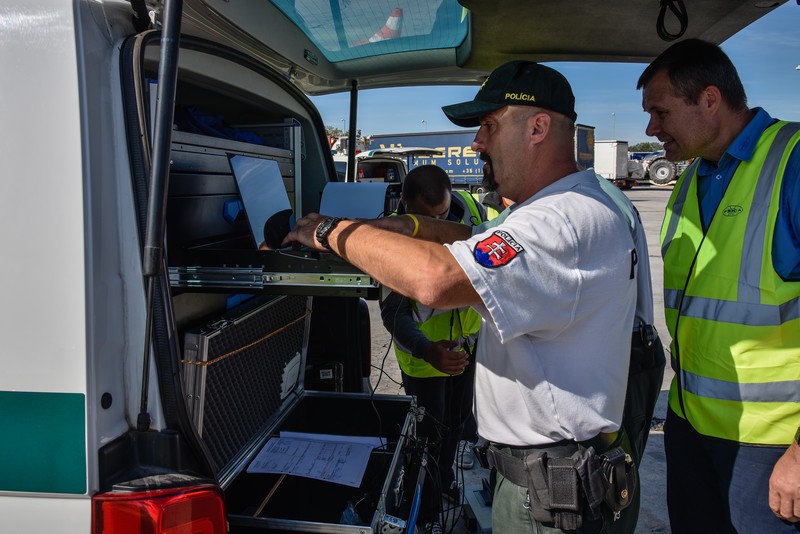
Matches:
[484,446,531,486]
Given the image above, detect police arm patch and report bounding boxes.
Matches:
[473,230,524,267]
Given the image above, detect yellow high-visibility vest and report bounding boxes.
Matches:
[393,305,482,378]
[661,121,800,445]
[452,189,485,224]
[392,189,486,377]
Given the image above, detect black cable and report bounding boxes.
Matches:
[370,327,396,394]
[657,0,689,41]
[370,362,403,387]
[445,310,469,533]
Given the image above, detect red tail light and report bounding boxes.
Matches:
[92,484,227,534]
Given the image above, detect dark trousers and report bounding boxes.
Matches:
[402,363,474,521]
[665,407,800,533]
[462,413,478,443]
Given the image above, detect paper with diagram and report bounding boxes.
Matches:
[247,435,375,487]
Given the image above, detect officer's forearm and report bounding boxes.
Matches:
[327,219,479,309]
[413,215,472,244]
[364,214,471,244]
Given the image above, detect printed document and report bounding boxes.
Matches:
[247,433,383,487]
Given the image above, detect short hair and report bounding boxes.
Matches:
[637,38,747,111]
[403,165,452,207]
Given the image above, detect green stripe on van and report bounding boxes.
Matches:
[0,391,86,494]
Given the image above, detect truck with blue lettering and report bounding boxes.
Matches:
[368,125,596,193]
[368,131,485,191]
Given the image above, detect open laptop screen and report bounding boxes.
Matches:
[229,154,294,249]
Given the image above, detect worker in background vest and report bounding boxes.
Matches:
[381,165,485,532]
[474,190,513,220]
[639,39,800,532]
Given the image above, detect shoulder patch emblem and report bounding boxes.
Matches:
[474,230,524,268]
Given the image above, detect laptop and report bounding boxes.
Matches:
[228,154,294,249]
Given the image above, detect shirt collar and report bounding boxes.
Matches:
[698,107,773,175]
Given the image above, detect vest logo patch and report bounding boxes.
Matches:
[474,230,524,268]
[722,205,743,217]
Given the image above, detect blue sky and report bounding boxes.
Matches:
[311,2,800,146]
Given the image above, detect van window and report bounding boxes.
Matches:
[269,0,469,63]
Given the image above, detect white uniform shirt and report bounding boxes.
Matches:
[446,170,636,446]
[595,174,655,327]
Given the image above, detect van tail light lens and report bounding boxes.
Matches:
[92,484,227,534]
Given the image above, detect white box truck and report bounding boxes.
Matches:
[595,140,645,189]
[595,140,630,185]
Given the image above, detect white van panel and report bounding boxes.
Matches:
[0,0,87,393]
[0,494,90,533]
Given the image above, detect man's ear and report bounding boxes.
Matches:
[701,85,722,115]
[529,112,551,144]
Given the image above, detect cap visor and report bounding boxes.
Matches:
[442,100,504,128]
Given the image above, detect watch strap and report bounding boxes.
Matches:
[315,217,344,250]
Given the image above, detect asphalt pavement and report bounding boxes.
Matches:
[368,184,675,533]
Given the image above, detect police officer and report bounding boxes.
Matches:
[285,60,638,532]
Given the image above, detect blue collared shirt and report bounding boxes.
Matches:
[696,108,800,281]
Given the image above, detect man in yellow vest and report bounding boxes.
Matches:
[380,165,485,532]
[639,38,800,532]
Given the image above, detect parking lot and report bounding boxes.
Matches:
[368,183,675,533]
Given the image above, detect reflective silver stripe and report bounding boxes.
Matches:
[664,288,682,311]
[413,307,454,322]
[661,159,699,258]
[668,293,800,326]
[671,364,800,403]
[739,122,800,302]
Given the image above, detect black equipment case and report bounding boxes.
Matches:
[181,294,424,533]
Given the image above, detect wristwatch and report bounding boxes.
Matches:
[795,425,800,446]
[315,217,344,250]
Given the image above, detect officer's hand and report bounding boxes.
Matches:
[281,213,327,249]
[768,442,800,522]
[423,341,469,376]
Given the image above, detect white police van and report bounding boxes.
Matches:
[0,0,781,532]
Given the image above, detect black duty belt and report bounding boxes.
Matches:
[475,429,635,529]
